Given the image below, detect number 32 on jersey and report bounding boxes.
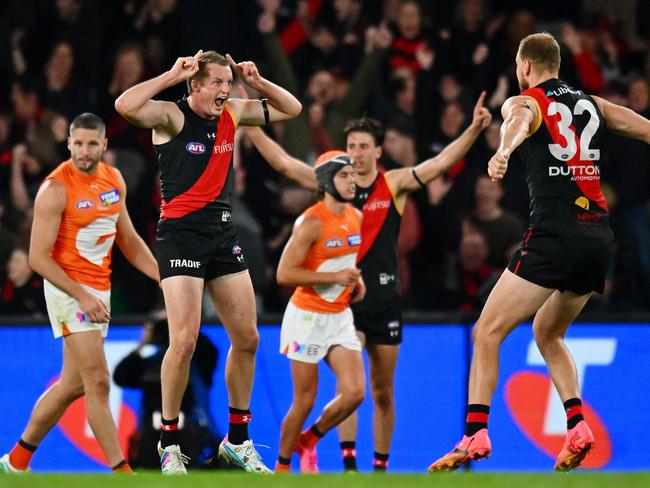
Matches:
[547,100,601,162]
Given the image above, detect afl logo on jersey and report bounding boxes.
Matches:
[324,238,344,248]
[186,142,206,154]
[76,199,94,209]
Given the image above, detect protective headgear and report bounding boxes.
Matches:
[314,150,354,202]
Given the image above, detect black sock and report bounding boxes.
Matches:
[310,424,324,438]
[18,438,37,452]
[277,455,291,466]
[464,404,490,436]
[111,459,129,471]
[160,416,180,448]
[340,441,357,471]
[228,407,251,445]
[564,398,584,429]
[373,452,389,471]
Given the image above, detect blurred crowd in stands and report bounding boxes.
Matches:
[1,0,649,317]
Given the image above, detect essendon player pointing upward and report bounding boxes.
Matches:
[429,33,650,473]
[115,50,301,474]
[245,92,490,472]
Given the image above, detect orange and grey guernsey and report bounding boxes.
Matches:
[290,201,362,314]
[155,98,237,222]
[519,79,613,238]
[46,160,122,291]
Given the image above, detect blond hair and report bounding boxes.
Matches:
[187,50,229,93]
[517,32,561,73]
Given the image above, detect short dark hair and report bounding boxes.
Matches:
[343,116,385,146]
[187,50,229,93]
[69,112,106,137]
[517,32,561,73]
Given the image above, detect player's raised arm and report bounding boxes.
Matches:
[226,54,302,126]
[114,51,203,132]
[29,180,110,323]
[487,95,538,181]
[245,127,318,191]
[113,170,159,283]
[387,91,492,194]
[592,95,650,144]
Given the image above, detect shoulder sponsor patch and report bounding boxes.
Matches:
[186,142,206,154]
[76,199,94,209]
[324,238,344,248]
[347,233,361,246]
[99,189,120,206]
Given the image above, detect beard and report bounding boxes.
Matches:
[518,77,529,92]
[72,156,100,173]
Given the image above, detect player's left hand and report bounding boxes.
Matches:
[351,277,366,303]
[471,91,492,130]
[226,54,262,88]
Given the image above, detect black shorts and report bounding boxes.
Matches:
[508,228,614,295]
[352,294,402,345]
[156,216,248,281]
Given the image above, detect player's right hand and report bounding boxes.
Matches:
[334,268,361,286]
[472,91,492,130]
[487,149,509,181]
[78,290,111,323]
[169,50,203,82]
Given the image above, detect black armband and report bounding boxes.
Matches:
[411,167,426,188]
[260,98,269,125]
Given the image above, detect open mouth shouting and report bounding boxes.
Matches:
[214,96,227,110]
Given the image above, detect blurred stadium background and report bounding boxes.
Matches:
[0,0,649,475]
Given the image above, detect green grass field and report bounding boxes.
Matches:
[1,472,650,488]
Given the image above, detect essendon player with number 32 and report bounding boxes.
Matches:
[429,32,650,473]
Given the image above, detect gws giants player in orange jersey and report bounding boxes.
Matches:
[429,33,650,473]
[0,113,159,474]
[274,151,366,474]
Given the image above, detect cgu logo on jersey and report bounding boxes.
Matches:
[548,165,600,181]
[213,140,234,154]
[324,238,344,248]
[347,234,361,246]
[504,338,614,468]
[76,199,94,209]
[546,87,582,97]
[186,142,206,154]
[99,189,120,206]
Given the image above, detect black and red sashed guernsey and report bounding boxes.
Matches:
[154,99,248,281]
[507,79,615,293]
[156,98,236,223]
[351,171,403,344]
[352,171,402,309]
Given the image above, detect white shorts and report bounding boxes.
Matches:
[44,280,110,339]
[280,302,362,363]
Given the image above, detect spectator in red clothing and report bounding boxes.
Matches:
[9,76,44,144]
[443,229,499,312]
[560,23,605,94]
[388,0,426,74]
[0,247,46,316]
